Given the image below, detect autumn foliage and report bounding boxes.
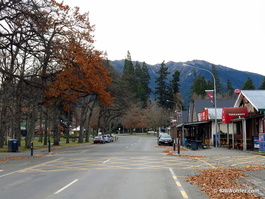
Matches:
[44,2,113,110]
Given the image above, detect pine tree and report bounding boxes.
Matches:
[140,62,151,106]
[226,79,234,97]
[259,77,265,90]
[123,51,134,76]
[210,64,223,94]
[154,61,170,107]
[192,75,208,97]
[170,70,180,94]
[242,77,255,90]
[133,61,144,101]
[168,70,182,110]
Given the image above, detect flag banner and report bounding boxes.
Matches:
[205,90,214,107]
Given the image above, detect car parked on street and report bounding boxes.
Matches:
[94,136,105,144]
[103,135,111,143]
[157,134,173,146]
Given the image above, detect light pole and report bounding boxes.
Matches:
[166,100,182,122]
[183,64,218,147]
[166,100,184,146]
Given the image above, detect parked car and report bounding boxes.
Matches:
[94,136,105,144]
[103,135,111,143]
[157,134,173,146]
[147,130,156,134]
[107,134,114,142]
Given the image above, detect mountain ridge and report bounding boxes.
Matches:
[110,59,264,105]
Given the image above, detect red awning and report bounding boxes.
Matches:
[222,107,248,123]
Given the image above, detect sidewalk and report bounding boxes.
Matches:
[173,146,265,198]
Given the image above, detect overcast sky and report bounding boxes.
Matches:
[63,0,265,76]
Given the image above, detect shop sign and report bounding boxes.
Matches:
[222,107,248,123]
[198,109,208,121]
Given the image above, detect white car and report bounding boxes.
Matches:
[103,135,110,143]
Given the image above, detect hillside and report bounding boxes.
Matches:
[110,59,265,105]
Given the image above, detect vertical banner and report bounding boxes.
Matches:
[205,90,214,107]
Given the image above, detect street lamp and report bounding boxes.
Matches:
[183,64,218,147]
[166,100,182,122]
[166,100,184,146]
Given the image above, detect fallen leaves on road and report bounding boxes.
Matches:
[156,145,188,151]
[156,146,205,159]
[187,166,265,199]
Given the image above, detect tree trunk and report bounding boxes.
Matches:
[85,100,96,142]
[0,81,9,148]
[25,104,38,148]
[65,111,71,144]
[53,108,60,146]
[78,107,86,143]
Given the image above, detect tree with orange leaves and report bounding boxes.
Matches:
[43,2,113,144]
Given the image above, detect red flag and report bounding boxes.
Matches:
[207,94,213,99]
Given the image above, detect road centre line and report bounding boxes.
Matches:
[54,179,79,194]
[169,168,188,199]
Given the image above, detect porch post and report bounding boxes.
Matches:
[227,123,229,145]
[232,123,235,149]
[182,124,185,146]
[242,118,247,151]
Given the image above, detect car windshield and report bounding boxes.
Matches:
[94,136,101,139]
[161,135,171,138]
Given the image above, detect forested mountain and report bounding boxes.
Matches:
[110,59,265,105]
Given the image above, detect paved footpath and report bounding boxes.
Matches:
[173,147,265,198]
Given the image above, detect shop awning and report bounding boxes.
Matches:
[176,120,210,128]
[222,107,248,123]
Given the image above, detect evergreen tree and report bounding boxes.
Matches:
[259,77,265,90]
[168,70,182,109]
[192,75,208,97]
[226,79,234,97]
[134,61,142,78]
[123,51,134,76]
[242,77,255,90]
[122,51,137,100]
[209,64,223,94]
[140,62,151,106]
[132,61,142,99]
[170,70,180,94]
[154,61,170,107]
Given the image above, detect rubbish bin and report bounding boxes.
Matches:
[191,141,198,150]
[184,138,187,147]
[8,139,18,152]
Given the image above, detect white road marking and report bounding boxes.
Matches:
[169,168,189,198]
[102,159,110,164]
[54,179,79,194]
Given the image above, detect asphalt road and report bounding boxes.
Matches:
[0,135,208,199]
